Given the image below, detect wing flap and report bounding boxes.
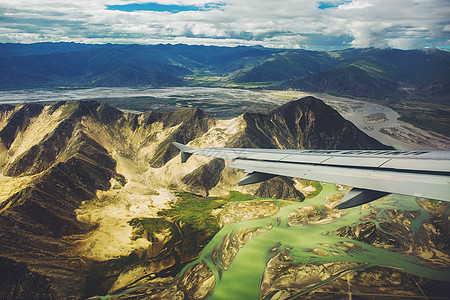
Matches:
[380,158,450,173]
[280,154,333,164]
[321,156,390,168]
[246,153,291,161]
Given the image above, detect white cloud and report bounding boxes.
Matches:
[0,0,448,50]
[338,0,373,10]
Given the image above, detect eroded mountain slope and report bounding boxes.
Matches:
[0,97,392,299]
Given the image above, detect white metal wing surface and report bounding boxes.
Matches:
[172,142,450,209]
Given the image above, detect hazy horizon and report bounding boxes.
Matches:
[2,41,448,54]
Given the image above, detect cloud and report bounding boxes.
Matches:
[0,0,449,50]
[107,3,202,13]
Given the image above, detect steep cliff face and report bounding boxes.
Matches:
[145,108,215,167]
[181,158,225,195]
[0,97,393,299]
[253,177,305,201]
[0,110,116,298]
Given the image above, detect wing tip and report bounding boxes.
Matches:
[172,142,193,151]
[172,142,195,163]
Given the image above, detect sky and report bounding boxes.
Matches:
[0,0,449,50]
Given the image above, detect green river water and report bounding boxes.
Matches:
[181,184,450,299]
[100,184,449,299]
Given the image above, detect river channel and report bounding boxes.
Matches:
[182,184,449,299]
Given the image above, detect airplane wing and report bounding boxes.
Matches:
[172,142,450,209]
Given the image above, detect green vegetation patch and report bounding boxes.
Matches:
[127,191,263,249]
[159,192,230,235]
[222,191,255,201]
[128,217,176,240]
[221,191,290,209]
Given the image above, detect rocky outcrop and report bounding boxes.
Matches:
[253,177,304,201]
[288,204,344,226]
[0,257,57,300]
[181,158,225,196]
[5,119,75,176]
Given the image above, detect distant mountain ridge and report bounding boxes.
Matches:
[0,43,278,89]
[0,46,190,89]
[281,48,450,102]
[1,43,449,102]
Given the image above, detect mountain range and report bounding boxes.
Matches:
[1,43,449,103]
[0,97,394,299]
[1,43,449,299]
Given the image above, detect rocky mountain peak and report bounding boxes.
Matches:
[235,96,392,150]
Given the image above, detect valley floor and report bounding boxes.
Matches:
[1,87,448,149]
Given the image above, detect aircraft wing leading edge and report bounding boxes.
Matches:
[172,142,450,209]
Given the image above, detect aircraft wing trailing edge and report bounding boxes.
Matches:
[172,142,450,209]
